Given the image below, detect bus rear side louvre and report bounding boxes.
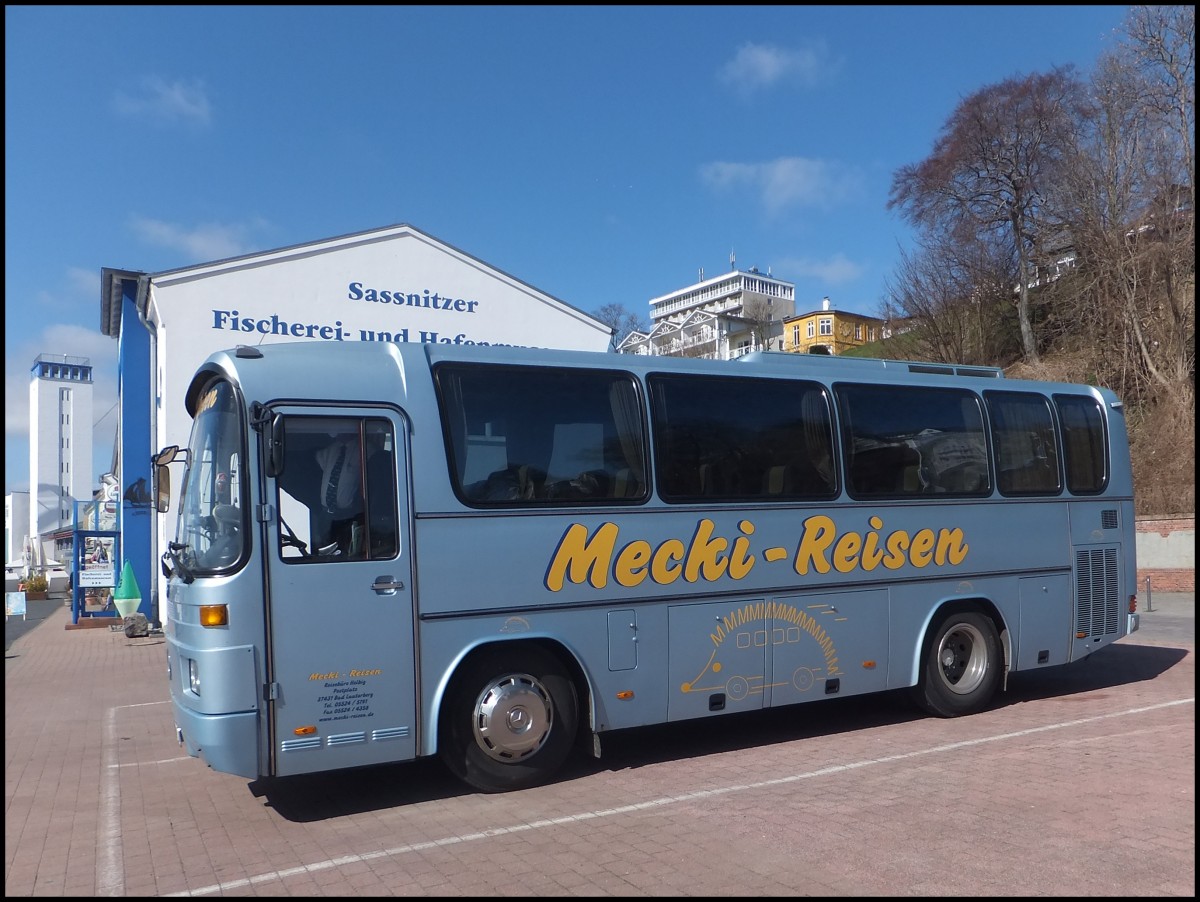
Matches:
[1076,547,1120,638]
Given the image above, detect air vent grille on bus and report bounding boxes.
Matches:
[326,731,367,746]
[371,726,410,741]
[1101,509,1118,530]
[280,737,321,753]
[1075,547,1119,637]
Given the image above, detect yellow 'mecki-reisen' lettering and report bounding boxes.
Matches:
[793,514,968,574]
[543,515,968,592]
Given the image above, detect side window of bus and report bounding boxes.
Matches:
[1054,394,1107,494]
[837,384,990,498]
[985,391,1061,495]
[649,373,837,502]
[275,416,398,563]
[436,364,648,506]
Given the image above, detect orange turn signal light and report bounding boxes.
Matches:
[199,604,228,627]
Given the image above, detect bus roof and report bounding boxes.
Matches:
[188,341,1120,420]
[733,350,1005,379]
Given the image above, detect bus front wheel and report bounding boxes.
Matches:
[439,646,578,793]
[912,610,1001,718]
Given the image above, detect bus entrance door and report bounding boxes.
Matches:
[263,408,417,777]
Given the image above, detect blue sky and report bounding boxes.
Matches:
[4,5,1132,493]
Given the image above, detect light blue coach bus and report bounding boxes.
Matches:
[158,341,1140,793]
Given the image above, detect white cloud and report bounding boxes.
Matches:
[777,253,865,286]
[113,76,212,126]
[699,156,864,215]
[12,270,105,323]
[66,266,100,297]
[718,41,829,96]
[129,216,258,263]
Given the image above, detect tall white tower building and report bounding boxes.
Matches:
[28,354,94,562]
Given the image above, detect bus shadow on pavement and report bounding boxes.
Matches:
[573,641,1191,782]
[998,641,1189,704]
[253,642,1188,823]
[252,755,471,822]
[572,689,924,781]
[255,691,922,822]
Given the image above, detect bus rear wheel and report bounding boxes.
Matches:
[912,610,1001,718]
[439,645,578,793]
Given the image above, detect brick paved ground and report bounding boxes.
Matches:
[6,595,1194,897]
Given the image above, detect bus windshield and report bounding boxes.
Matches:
[170,379,248,577]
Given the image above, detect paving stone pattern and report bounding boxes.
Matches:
[5,596,1194,897]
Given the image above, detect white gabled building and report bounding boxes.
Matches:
[100,223,614,627]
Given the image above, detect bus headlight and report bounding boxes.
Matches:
[188,658,201,696]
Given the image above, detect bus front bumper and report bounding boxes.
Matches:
[172,697,260,780]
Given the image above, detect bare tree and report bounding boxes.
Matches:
[1047,52,1153,395]
[1123,5,1195,215]
[881,228,1018,366]
[1048,9,1194,401]
[1042,7,1195,514]
[739,295,776,351]
[1120,5,1195,393]
[592,303,648,350]
[888,67,1086,363]
[879,7,1193,515]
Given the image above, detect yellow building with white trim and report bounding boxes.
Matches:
[783,297,885,355]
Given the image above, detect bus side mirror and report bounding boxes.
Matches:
[155,464,171,513]
[154,445,181,467]
[152,446,185,514]
[265,413,286,478]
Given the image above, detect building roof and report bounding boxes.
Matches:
[101,223,613,342]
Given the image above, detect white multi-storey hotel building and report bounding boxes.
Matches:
[616,264,796,360]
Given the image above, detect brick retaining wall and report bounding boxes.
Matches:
[1135,568,1193,592]
[1137,516,1195,534]
[1135,515,1194,592]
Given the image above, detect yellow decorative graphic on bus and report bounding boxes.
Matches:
[682,600,841,697]
[544,514,969,591]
